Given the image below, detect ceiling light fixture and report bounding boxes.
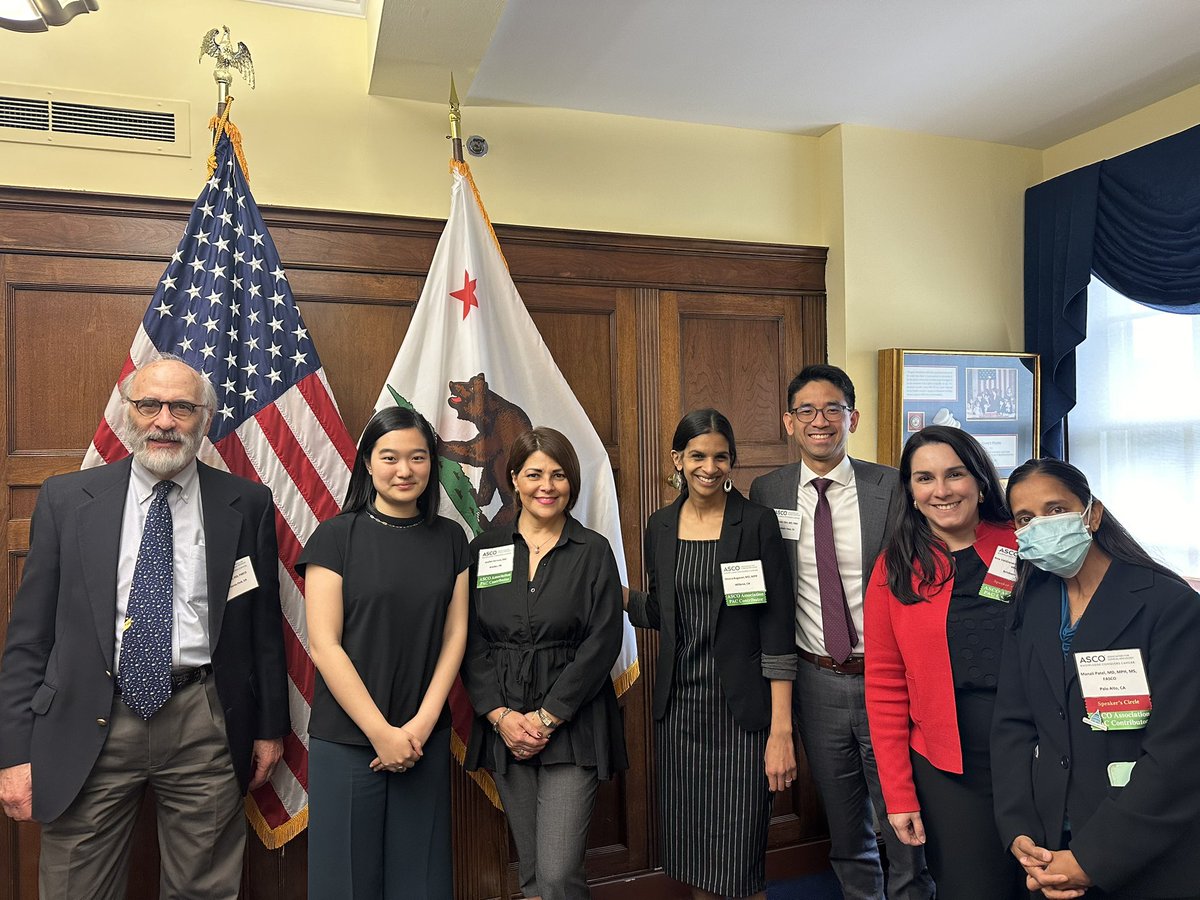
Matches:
[0,0,98,33]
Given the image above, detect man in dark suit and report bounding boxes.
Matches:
[750,364,933,900]
[0,357,289,899]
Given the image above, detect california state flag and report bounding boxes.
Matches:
[375,160,639,802]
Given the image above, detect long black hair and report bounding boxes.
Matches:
[671,408,737,496]
[342,406,440,524]
[883,425,1010,604]
[1005,457,1185,602]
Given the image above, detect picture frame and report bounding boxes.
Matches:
[878,349,1040,477]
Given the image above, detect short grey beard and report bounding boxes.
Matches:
[122,418,202,478]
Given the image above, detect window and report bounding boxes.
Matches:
[1070,279,1200,581]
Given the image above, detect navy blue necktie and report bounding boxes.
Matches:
[118,480,176,719]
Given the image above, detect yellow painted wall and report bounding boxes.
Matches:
[832,126,1042,458]
[0,0,820,244]
[1042,83,1200,179]
[7,1,1187,467]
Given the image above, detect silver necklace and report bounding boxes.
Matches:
[365,510,422,530]
[523,529,561,555]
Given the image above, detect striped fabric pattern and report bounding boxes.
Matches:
[657,539,771,897]
[82,132,355,847]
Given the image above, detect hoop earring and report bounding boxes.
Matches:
[978,491,985,504]
[723,477,733,493]
[913,499,918,509]
[668,470,683,491]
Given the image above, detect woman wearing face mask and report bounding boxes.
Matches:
[993,458,1200,900]
[626,409,796,900]
[863,426,1025,899]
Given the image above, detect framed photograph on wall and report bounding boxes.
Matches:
[878,349,1040,477]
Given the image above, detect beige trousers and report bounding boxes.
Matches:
[38,676,245,900]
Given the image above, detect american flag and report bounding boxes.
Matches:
[83,132,355,848]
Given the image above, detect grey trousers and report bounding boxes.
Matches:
[493,762,599,900]
[794,661,935,900]
[39,677,245,900]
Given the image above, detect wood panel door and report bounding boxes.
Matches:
[0,187,826,900]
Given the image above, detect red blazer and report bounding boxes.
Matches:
[864,520,1016,814]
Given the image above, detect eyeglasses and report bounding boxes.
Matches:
[126,398,208,420]
[787,404,853,422]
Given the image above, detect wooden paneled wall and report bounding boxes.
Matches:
[0,186,828,900]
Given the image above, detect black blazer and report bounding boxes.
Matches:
[0,457,290,822]
[991,562,1200,898]
[627,489,796,732]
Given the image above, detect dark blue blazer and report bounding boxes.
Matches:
[991,562,1200,898]
[0,457,290,822]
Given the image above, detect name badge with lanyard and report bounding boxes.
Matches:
[1074,648,1152,732]
[979,546,1018,602]
[720,560,768,606]
[476,545,515,589]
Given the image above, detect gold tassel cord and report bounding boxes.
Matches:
[450,729,504,810]
[451,159,508,271]
[207,96,250,184]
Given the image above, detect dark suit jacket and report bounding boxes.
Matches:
[991,563,1200,897]
[0,457,290,823]
[626,489,796,732]
[749,458,899,608]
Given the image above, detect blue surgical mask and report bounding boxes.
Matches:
[1014,501,1094,578]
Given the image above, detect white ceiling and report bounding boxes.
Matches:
[369,0,1200,149]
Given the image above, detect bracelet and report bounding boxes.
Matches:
[492,708,514,733]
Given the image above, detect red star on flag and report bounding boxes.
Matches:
[450,270,479,319]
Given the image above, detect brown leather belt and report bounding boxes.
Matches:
[798,648,865,676]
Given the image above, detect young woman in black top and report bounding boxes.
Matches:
[300,407,469,900]
[462,427,627,900]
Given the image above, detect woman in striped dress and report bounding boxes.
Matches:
[626,409,797,899]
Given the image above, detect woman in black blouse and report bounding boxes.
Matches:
[300,407,469,900]
[462,426,627,900]
[626,409,796,900]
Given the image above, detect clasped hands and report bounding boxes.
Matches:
[369,719,427,774]
[495,709,552,760]
[1011,835,1092,899]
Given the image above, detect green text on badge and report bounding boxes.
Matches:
[720,560,767,606]
[476,545,515,589]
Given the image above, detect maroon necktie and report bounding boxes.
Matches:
[813,477,858,663]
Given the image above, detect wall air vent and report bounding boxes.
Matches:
[0,84,189,157]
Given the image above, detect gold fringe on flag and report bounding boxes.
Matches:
[244,796,308,850]
[611,658,641,698]
[451,159,508,271]
[207,96,250,184]
[450,727,504,810]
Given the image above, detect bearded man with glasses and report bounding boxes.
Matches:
[0,355,288,900]
[751,364,934,900]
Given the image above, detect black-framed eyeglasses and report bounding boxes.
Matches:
[126,398,208,420]
[787,404,853,422]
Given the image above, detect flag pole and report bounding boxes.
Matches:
[448,73,464,163]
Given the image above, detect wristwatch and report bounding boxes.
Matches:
[536,708,558,730]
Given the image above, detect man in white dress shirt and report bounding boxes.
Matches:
[751,364,933,900]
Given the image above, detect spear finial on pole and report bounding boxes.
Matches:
[448,73,464,163]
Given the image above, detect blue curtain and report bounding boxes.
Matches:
[1024,122,1200,457]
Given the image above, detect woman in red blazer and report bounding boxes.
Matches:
[864,426,1024,899]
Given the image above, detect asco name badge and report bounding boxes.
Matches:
[1074,648,1152,731]
[979,546,1018,602]
[476,545,515,589]
[720,560,767,606]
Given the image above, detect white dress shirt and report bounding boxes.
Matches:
[793,455,865,657]
[114,458,210,670]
